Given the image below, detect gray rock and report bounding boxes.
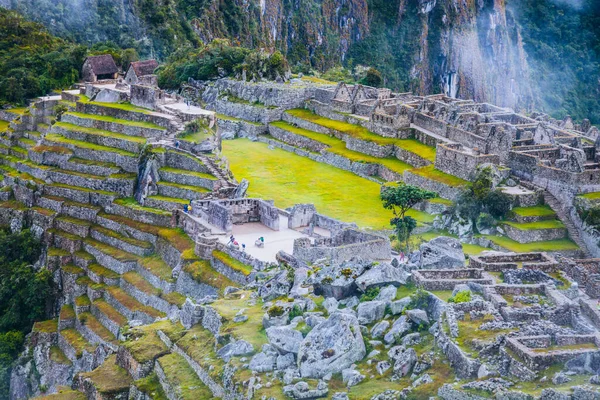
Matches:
[357,301,386,325]
[370,390,402,400]
[233,314,248,323]
[297,312,366,378]
[452,284,471,297]
[591,375,600,385]
[277,353,296,370]
[412,373,432,388]
[340,296,360,310]
[332,393,349,400]
[401,333,421,346]
[371,321,391,339]
[259,271,292,301]
[356,263,409,291]
[390,297,411,315]
[342,368,365,387]
[324,297,339,314]
[305,314,326,328]
[249,351,277,372]
[384,316,411,344]
[266,325,303,355]
[552,372,570,385]
[375,285,398,303]
[283,381,329,399]
[389,346,417,377]
[217,340,254,362]
[419,237,465,269]
[263,313,289,329]
[377,361,391,375]
[406,309,429,326]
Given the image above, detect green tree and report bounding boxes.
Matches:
[381,183,436,249]
[361,67,383,87]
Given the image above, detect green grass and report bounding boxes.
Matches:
[411,230,488,255]
[123,271,160,296]
[75,295,91,307]
[69,157,117,168]
[114,197,172,216]
[6,107,28,115]
[483,235,579,252]
[79,312,117,343]
[36,389,85,400]
[216,113,262,125]
[503,220,565,230]
[133,373,168,400]
[60,304,75,320]
[92,225,153,249]
[79,355,131,394]
[49,345,71,365]
[183,259,237,291]
[124,320,185,364]
[159,166,216,180]
[33,319,58,333]
[174,325,224,381]
[147,195,189,205]
[64,112,166,130]
[60,328,95,357]
[88,263,121,280]
[176,129,212,144]
[79,95,151,114]
[139,255,175,283]
[223,139,433,229]
[106,287,165,318]
[157,181,210,193]
[579,192,600,200]
[512,205,556,218]
[284,110,437,161]
[84,238,139,262]
[93,299,127,326]
[0,121,9,132]
[156,353,214,399]
[212,249,253,275]
[410,164,469,187]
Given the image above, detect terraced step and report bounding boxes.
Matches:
[44,183,118,206]
[86,263,121,285]
[138,255,176,289]
[156,353,214,400]
[17,136,36,149]
[43,133,138,172]
[90,225,153,256]
[96,212,160,244]
[75,354,132,399]
[24,131,41,141]
[35,388,86,400]
[76,98,174,130]
[62,111,167,138]
[157,181,210,200]
[510,205,557,223]
[91,299,127,338]
[145,195,189,212]
[165,148,211,174]
[77,312,118,348]
[110,198,173,227]
[53,121,147,153]
[49,228,83,253]
[132,373,169,400]
[58,328,96,360]
[501,220,567,244]
[59,304,76,330]
[158,167,217,189]
[83,238,139,274]
[105,286,165,323]
[63,157,121,177]
[122,271,183,312]
[10,145,27,159]
[55,216,92,238]
[61,198,102,221]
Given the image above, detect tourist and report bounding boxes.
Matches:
[400,251,405,263]
[242,244,246,252]
[175,140,180,149]
[227,235,234,245]
[183,204,188,213]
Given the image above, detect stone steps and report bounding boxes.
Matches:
[52,122,147,154]
[155,353,214,400]
[61,199,102,221]
[158,167,217,189]
[104,286,165,323]
[121,271,178,313]
[17,136,37,149]
[75,101,175,131]
[24,131,41,141]
[95,212,159,244]
[83,238,139,275]
[543,191,590,257]
[109,198,173,228]
[74,354,132,399]
[55,216,93,238]
[90,225,154,257]
[157,181,210,201]
[137,255,177,292]
[48,168,136,198]
[34,388,86,400]
[91,298,127,338]
[63,157,121,177]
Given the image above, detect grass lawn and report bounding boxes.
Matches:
[64,112,165,130]
[409,165,469,187]
[223,139,433,229]
[483,235,579,253]
[512,205,556,218]
[503,220,565,230]
[0,121,9,131]
[579,192,600,200]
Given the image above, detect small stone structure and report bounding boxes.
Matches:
[125,60,159,86]
[470,252,559,272]
[82,55,118,82]
[191,198,280,233]
[412,269,494,291]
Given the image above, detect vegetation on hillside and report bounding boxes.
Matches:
[509,0,600,124]
[157,39,288,89]
[0,228,52,398]
[0,9,87,106]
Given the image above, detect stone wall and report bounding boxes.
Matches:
[412,269,494,290]
[470,252,559,272]
[403,170,463,201]
[192,198,280,234]
[435,143,500,181]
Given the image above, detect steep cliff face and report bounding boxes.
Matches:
[0,0,543,111]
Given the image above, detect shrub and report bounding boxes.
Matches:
[448,290,472,304]
[267,305,285,318]
[360,286,380,302]
[321,277,333,285]
[407,288,429,310]
[288,305,303,319]
[340,268,353,278]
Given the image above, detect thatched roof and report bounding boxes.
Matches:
[129,60,159,77]
[85,55,118,76]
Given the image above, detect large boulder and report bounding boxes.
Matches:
[357,300,386,325]
[297,313,366,378]
[419,237,465,269]
[266,326,303,355]
[259,271,292,301]
[384,316,411,345]
[356,263,409,291]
